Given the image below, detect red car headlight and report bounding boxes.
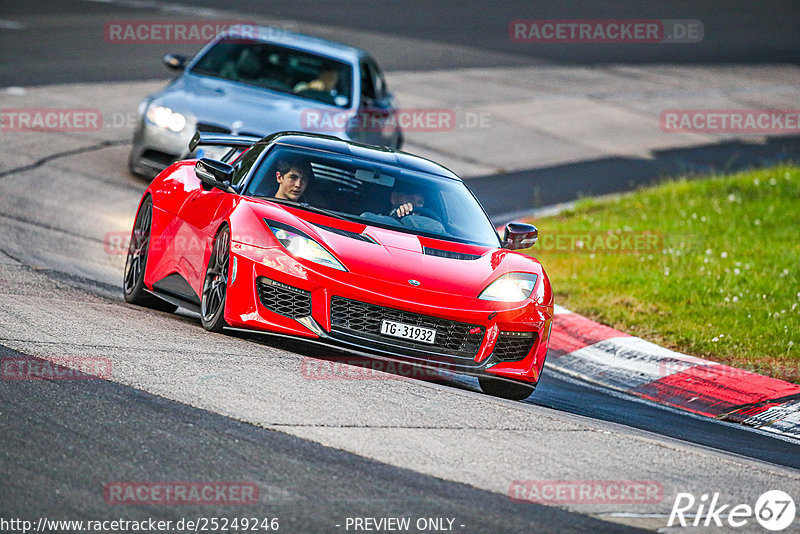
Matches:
[478,273,538,302]
[266,220,347,272]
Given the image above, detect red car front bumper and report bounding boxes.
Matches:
[225,241,552,384]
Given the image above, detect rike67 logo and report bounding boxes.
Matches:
[669,490,796,531]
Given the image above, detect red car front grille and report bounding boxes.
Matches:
[256,277,312,319]
[329,296,485,361]
[493,332,537,362]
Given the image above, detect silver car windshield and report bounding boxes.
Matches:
[244,147,501,247]
[190,39,353,108]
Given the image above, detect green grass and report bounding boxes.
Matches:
[525,165,800,382]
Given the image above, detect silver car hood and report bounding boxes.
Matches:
[151,73,345,136]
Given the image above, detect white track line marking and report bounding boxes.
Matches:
[0,20,25,30]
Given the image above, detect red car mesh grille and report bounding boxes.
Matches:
[329,296,484,359]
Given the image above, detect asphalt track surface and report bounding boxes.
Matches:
[1,1,799,532]
[0,344,638,533]
[1,0,799,86]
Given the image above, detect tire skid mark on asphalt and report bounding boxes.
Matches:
[0,139,129,179]
[0,212,109,245]
[45,157,144,191]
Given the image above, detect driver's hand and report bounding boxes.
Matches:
[394,202,414,217]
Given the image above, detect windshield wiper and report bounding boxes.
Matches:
[190,69,228,80]
[256,197,356,222]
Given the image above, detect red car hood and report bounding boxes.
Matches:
[236,201,544,299]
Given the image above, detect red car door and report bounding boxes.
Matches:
[175,174,236,298]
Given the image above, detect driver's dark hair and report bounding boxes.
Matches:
[394,181,425,200]
[275,157,313,181]
[394,181,417,195]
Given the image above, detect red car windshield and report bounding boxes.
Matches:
[244,147,501,247]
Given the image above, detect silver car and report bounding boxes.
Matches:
[129,25,402,178]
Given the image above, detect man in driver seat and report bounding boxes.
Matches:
[274,157,314,202]
[390,183,426,218]
[293,67,340,95]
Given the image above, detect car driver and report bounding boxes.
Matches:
[274,158,314,202]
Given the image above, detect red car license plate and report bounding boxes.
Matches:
[379,320,436,344]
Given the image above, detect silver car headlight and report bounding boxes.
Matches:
[478,273,538,302]
[145,104,187,133]
[268,222,346,271]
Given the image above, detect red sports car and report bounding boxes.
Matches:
[124,131,553,399]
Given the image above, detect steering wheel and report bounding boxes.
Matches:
[391,206,443,223]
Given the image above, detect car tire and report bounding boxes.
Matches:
[123,196,179,313]
[201,225,230,333]
[478,375,536,401]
